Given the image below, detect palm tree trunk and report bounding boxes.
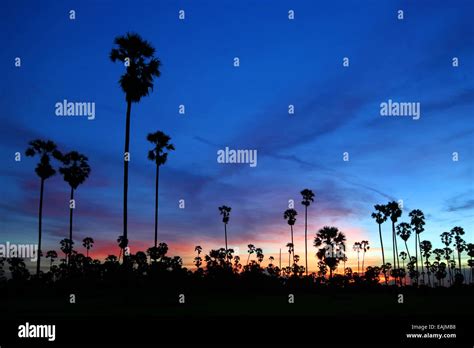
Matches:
[362,252,365,274]
[290,225,295,264]
[378,223,385,266]
[392,222,396,284]
[279,248,281,269]
[246,253,251,265]
[304,205,308,276]
[419,235,424,284]
[123,98,132,263]
[357,252,360,273]
[224,223,228,253]
[404,240,411,259]
[86,248,89,258]
[67,187,75,266]
[154,164,159,247]
[36,178,45,276]
[457,248,462,276]
[415,234,419,285]
[393,224,400,285]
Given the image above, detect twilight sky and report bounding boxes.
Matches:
[1,0,473,271]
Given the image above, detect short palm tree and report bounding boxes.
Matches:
[82,237,94,258]
[314,226,346,279]
[110,33,161,256]
[147,131,175,247]
[420,240,432,286]
[300,189,315,276]
[46,250,58,270]
[284,209,298,264]
[396,222,412,259]
[25,139,61,275]
[286,242,293,267]
[467,243,474,283]
[409,209,425,283]
[399,251,407,285]
[353,242,362,273]
[451,226,466,276]
[440,232,454,284]
[361,240,370,273]
[246,244,256,265]
[58,151,91,249]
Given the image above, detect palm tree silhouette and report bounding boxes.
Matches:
[451,226,466,278]
[25,139,61,275]
[82,237,94,258]
[58,151,91,256]
[420,240,432,286]
[59,238,74,261]
[409,209,425,284]
[371,204,388,266]
[300,189,315,276]
[246,244,256,265]
[283,208,297,264]
[353,242,361,273]
[361,240,370,273]
[399,251,407,285]
[396,222,412,259]
[194,245,203,269]
[117,235,128,262]
[314,226,346,279]
[467,243,474,283]
[440,231,453,284]
[218,206,231,256]
[146,131,175,247]
[110,33,161,258]
[286,242,293,267]
[46,250,58,270]
[386,201,402,278]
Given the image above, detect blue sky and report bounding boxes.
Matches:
[0,0,473,269]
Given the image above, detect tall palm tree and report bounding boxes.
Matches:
[409,209,425,284]
[371,204,388,266]
[110,33,161,257]
[300,189,315,276]
[314,226,346,279]
[58,151,91,251]
[361,240,370,273]
[386,201,402,284]
[218,206,231,255]
[283,209,298,264]
[82,237,94,258]
[146,131,175,247]
[396,222,412,259]
[25,139,61,275]
[353,242,361,273]
[451,226,466,281]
